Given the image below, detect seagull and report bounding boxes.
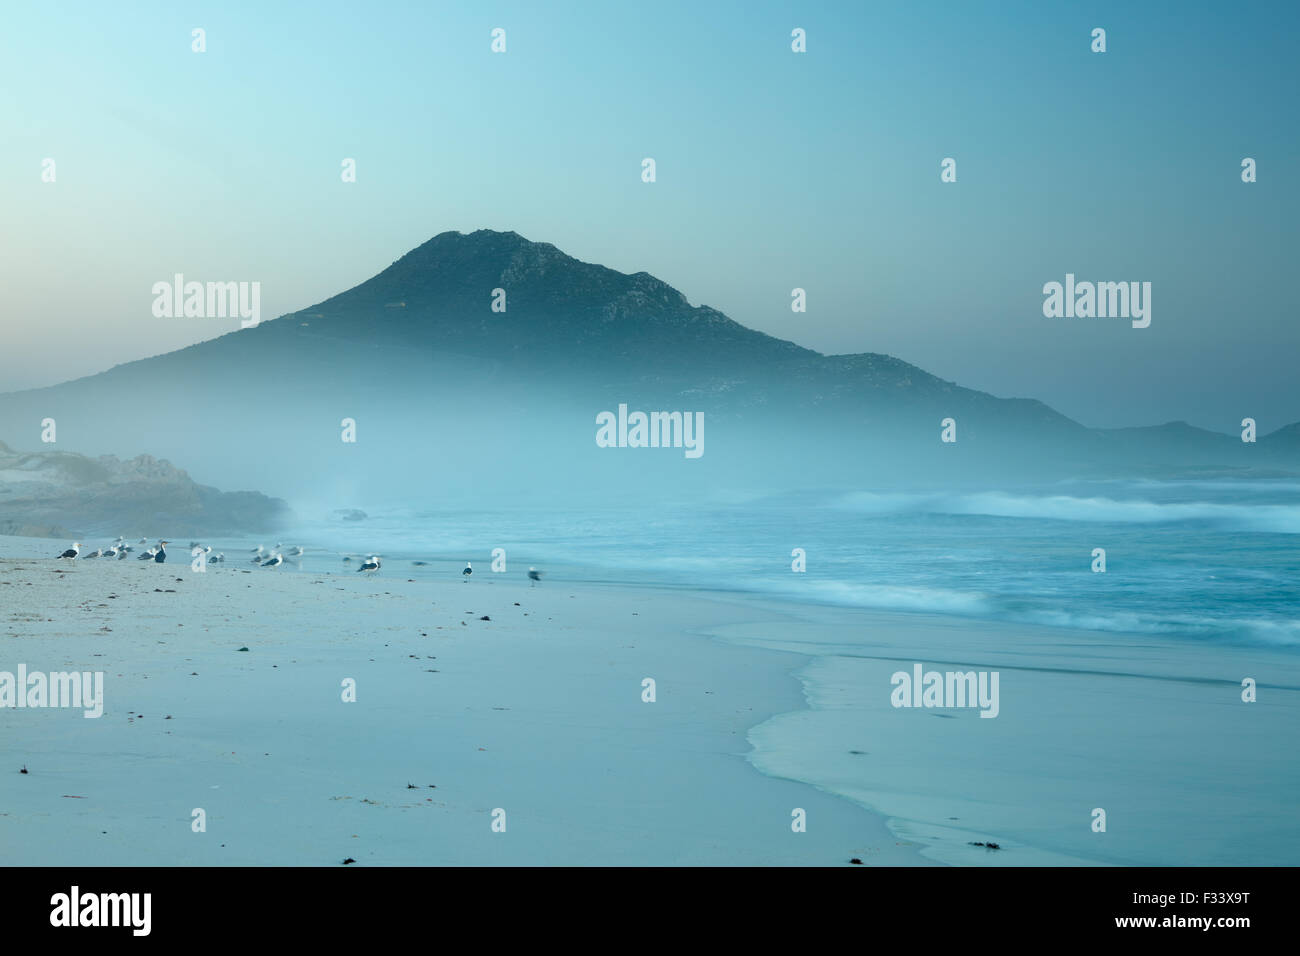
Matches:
[103,544,119,558]
[286,545,304,557]
[261,552,283,568]
[116,548,127,560]
[528,567,542,586]
[82,548,102,559]
[154,541,169,564]
[210,552,224,564]
[138,537,147,545]
[462,562,472,580]
[138,546,157,560]
[357,555,381,573]
[57,542,81,561]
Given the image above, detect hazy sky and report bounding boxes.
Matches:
[2,0,1296,431]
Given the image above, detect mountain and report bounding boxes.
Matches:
[0,230,1295,504]
[0,440,289,538]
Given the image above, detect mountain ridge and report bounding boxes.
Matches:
[0,229,1295,499]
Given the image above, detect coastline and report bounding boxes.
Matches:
[713,601,1300,866]
[0,534,927,866]
[5,531,1296,866]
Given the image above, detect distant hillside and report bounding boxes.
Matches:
[0,440,290,538]
[0,230,1294,502]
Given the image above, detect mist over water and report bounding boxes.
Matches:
[228,478,1300,649]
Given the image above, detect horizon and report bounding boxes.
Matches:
[2,1,1298,432]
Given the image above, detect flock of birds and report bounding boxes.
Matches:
[249,543,304,567]
[54,538,305,566]
[56,537,184,563]
[53,537,545,583]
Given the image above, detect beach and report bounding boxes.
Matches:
[0,534,925,866]
[2,532,1296,866]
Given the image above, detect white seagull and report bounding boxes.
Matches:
[528,567,543,586]
[261,552,283,568]
[357,555,381,573]
[57,542,81,561]
[462,562,472,580]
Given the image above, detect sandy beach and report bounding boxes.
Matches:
[0,534,927,866]
[3,532,1297,866]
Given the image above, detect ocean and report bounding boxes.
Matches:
[266,477,1300,649]
[15,476,1299,865]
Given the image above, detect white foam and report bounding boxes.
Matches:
[837,490,1300,532]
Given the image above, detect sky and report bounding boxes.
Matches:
[1,0,1296,431]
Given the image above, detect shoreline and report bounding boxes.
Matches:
[0,534,929,866]
[4,532,1297,866]
[709,600,1300,866]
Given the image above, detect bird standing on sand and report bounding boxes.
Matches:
[528,567,542,586]
[357,555,381,573]
[154,541,168,564]
[83,548,102,559]
[103,544,119,558]
[462,562,472,580]
[57,542,81,561]
[138,546,157,561]
[262,552,283,568]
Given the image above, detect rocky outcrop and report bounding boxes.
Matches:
[0,440,290,538]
